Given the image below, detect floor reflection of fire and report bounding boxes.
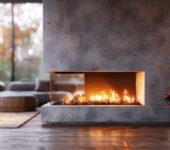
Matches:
[60,89,140,105]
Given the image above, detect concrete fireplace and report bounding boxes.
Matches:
[42,0,170,123]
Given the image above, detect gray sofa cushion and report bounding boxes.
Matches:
[8,81,35,91]
[7,80,79,106]
[35,80,50,92]
[75,83,84,91]
[30,91,50,106]
[35,80,77,93]
[55,83,77,93]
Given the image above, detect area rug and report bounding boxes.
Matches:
[0,111,39,128]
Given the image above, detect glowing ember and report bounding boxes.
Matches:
[57,89,140,105]
[89,90,121,104]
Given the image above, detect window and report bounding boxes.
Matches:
[0,3,11,81]
[0,3,43,82]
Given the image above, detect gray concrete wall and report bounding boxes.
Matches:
[43,0,170,105]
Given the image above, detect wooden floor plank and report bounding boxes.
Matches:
[0,114,170,150]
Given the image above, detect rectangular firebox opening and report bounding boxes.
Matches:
[49,71,145,105]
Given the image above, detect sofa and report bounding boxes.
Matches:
[7,80,83,106]
[0,82,5,91]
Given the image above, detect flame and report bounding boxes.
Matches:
[89,90,121,104]
[88,89,135,104]
[123,89,135,104]
[58,89,138,105]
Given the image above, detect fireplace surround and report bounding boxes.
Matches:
[41,71,170,123]
[42,0,170,123]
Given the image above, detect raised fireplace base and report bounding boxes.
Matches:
[41,103,170,123]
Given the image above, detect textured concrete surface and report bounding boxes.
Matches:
[43,0,170,105]
[41,103,170,123]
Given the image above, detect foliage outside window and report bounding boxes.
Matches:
[0,3,43,82]
[0,3,12,81]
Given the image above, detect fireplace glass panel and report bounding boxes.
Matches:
[50,72,145,105]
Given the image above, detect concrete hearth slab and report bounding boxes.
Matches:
[41,103,170,123]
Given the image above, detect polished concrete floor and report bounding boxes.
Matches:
[0,114,170,150]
